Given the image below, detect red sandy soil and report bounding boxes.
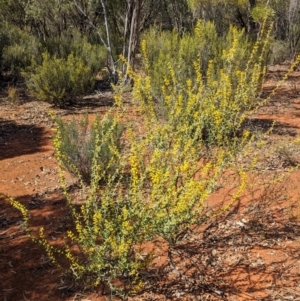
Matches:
[1,69,300,301]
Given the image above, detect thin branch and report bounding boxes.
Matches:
[73,0,108,49]
[73,0,116,77]
[100,0,112,54]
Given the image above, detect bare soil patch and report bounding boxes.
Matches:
[1,72,300,300]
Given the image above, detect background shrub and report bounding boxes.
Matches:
[0,24,39,79]
[270,40,292,65]
[53,114,124,183]
[0,26,107,107]
[24,52,94,106]
[40,29,107,75]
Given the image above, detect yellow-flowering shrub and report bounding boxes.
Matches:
[142,20,256,99]
[9,20,273,296]
[139,20,272,147]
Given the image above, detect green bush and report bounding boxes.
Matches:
[270,39,292,64]
[53,114,124,184]
[24,52,94,106]
[0,24,39,78]
[41,29,107,74]
[0,25,107,82]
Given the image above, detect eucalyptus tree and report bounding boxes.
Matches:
[74,0,143,79]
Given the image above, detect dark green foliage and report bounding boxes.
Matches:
[0,25,39,78]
